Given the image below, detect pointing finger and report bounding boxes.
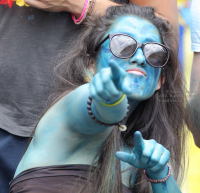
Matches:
[134,131,144,152]
[109,62,132,94]
[109,62,126,80]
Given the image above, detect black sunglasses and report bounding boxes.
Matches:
[95,33,170,68]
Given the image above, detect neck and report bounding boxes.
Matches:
[127,99,140,119]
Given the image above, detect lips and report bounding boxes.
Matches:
[126,68,147,77]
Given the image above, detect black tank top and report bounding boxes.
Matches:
[9,164,132,193]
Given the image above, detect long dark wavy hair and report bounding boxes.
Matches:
[31,4,189,193]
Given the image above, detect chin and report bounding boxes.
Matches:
[127,92,155,101]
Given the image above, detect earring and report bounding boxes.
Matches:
[119,125,127,132]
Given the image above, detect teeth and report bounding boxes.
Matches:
[127,71,144,76]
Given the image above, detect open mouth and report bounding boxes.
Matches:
[126,68,146,77]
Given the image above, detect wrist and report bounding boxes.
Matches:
[64,0,85,17]
[91,94,128,124]
[101,92,123,105]
[70,0,120,22]
[146,164,168,180]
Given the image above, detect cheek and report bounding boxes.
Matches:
[98,49,112,69]
[146,68,161,91]
[102,46,111,54]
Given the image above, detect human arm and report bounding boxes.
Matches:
[23,0,118,16]
[116,131,181,193]
[130,0,178,35]
[47,62,131,136]
[23,0,178,33]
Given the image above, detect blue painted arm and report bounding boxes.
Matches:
[58,62,131,135]
[116,131,181,193]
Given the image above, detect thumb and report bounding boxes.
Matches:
[115,151,136,165]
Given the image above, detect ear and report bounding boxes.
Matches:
[156,75,166,91]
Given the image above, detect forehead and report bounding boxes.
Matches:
[107,16,161,42]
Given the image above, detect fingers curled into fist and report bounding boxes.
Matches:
[89,63,132,104]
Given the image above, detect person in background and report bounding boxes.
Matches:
[187,0,200,148]
[0,1,179,193]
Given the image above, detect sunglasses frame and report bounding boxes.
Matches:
[95,33,170,68]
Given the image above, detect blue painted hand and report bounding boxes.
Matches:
[116,131,170,173]
[89,61,132,103]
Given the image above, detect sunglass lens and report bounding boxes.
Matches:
[144,44,168,67]
[110,35,137,58]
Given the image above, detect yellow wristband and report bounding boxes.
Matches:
[100,94,125,107]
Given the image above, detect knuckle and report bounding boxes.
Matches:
[156,143,163,149]
[102,77,109,84]
[150,157,159,164]
[100,68,109,76]
[157,162,165,168]
[113,92,120,98]
[142,151,151,158]
[97,90,104,96]
[101,73,110,84]
[149,139,156,144]
[96,87,104,95]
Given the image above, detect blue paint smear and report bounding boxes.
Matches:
[49,12,62,17]
[140,25,156,35]
[161,182,168,191]
[102,47,111,54]
[28,14,35,21]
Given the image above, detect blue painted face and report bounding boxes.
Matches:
[96,16,162,101]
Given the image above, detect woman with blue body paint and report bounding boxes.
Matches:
[10,4,188,193]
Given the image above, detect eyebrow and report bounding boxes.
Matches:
[143,36,160,43]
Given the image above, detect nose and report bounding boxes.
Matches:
[129,48,146,66]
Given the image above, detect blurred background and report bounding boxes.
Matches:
[178,0,200,193]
